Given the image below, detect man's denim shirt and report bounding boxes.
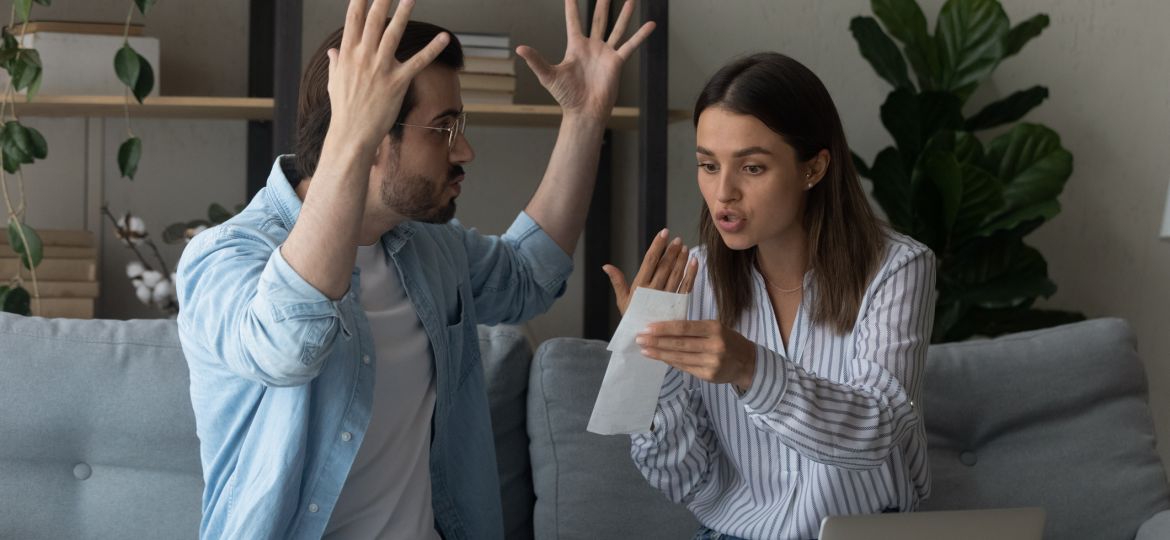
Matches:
[175,157,572,539]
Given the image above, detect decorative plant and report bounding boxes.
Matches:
[850,0,1083,342]
[0,0,160,316]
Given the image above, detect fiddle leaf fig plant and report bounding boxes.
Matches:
[850,0,1083,342]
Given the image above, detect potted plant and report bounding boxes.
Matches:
[850,0,1083,342]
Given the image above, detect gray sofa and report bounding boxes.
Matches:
[1,314,1167,539]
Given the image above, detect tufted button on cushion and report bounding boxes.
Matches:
[73,463,92,480]
[958,451,978,467]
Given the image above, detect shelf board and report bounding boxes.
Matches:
[7,96,686,129]
[10,95,275,120]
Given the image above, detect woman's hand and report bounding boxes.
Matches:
[636,321,758,391]
[603,228,698,316]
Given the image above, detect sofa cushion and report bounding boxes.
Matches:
[527,337,699,539]
[479,324,536,540]
[921,318,1170,539]
[0,313,203,539]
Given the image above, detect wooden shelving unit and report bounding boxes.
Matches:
[9,96,274,120]
[7,95,673,131]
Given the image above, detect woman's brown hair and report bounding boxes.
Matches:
[696,53,884,334]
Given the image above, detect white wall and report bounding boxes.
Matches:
[16,0,1170,469]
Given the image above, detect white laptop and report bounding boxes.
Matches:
[818,507,1045,540]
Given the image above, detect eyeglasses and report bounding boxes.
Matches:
[396,112,467,151]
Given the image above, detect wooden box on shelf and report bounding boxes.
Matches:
[0,228,98,319]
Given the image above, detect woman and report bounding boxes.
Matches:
[603,53,936,540]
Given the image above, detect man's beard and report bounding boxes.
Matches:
[382,144,464,224]
[382,171,458,224]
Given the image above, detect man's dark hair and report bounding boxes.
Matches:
[294,21,464,181]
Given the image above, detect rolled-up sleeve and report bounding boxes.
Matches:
[176,225,357,387]
[463,211,574,325]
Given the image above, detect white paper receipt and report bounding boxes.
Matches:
[587,287,690,435]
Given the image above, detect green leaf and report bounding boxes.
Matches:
[880,89,964,169]
[0,284,31,315]
[948,238,1051,307]
[868,147,914,232]
[1,28,17,52]
[33,0,52,6]
[916,149,963,237]
[131,52,154,104]
[0,121,33,172]
[953,131,985,164]
[118,136,143,179]
[872,0,938,90]
[14,0,32,23]
[978,123,1072,236]
[1004,14,1049,58]
[10,49,42,95]
[965,86,1049,131]
[7,218,42,270]
[934,0,1010,102]
[850,16,913,90]
[162,222,188,244]
[114,44,141,95]
[134,0,157,15]
[4,122,31,158]
[872,0,930,46]
[208,203,233,224]
[852,151,871,178]
[952,163,1004,245]
[26,125,46,159]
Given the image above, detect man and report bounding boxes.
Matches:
[175,0,653,538]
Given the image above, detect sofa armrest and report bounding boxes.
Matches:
[1137,509,1170,540]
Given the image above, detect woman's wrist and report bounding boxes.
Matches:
[733,350,756,392]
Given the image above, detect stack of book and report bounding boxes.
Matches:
[0,228,98,319]
[455,32,515,105]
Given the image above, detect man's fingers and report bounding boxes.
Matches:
[364,0,396,52]
[515,45,555,84]
[377,0,416,62]
[590,0,611,40]
[633,228,669,287]
[606,0,635,47]
[340,0,367,53]
[564,0,584,37]
[616,21,656,61]
[401,32,450,75]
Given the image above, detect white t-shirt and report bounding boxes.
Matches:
[324,243,440,540]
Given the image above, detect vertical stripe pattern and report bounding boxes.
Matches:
[630,230,937,540]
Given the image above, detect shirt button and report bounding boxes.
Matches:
[308,503,319,513]
[362,354,370,365]
[341,431,353,442]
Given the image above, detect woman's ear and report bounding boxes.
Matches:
[804,149,831,189]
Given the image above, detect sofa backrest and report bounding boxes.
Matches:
[0,313,202,539]
[921,318,1170,539]
[0,314,538,540]
[526,319,1170,540]
[526,337,700,539]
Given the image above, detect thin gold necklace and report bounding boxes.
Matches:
[763,277,802,294]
